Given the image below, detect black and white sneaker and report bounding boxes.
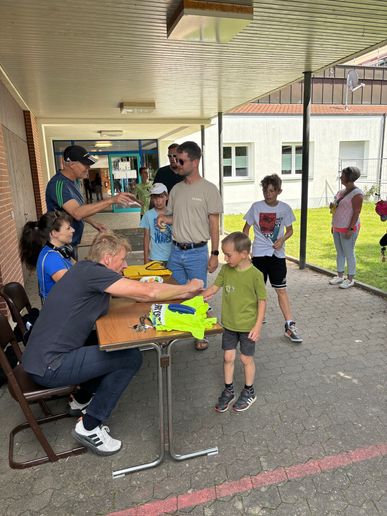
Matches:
[215,388,236,413]
[232,389,257,412]
[68,396,92,417]
[284,321,303,343]
[72,418,122,456]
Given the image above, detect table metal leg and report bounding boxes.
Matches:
[112,343,165,479]
[166,339,218,461]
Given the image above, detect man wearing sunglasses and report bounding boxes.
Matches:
[46,145,138,257]
[157,141,223,351]
[153,143,184,193]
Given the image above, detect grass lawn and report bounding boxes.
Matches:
[224,202,387,292]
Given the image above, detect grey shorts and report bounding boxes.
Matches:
[222,328,256,356]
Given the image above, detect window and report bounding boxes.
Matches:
[339,141,368,177]
[222,145,250,179]
[281,144,303,175]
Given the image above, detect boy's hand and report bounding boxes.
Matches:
[202,288,213,301]
[248,324,261,342]
[273,236,284,250]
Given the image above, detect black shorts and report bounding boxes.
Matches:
[252,255,287,289]
[222,328,256,356]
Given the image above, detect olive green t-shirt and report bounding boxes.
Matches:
[214,264,266,332]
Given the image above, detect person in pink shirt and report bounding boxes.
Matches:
[329,166,363,289]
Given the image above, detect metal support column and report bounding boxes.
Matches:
[218,112,224,234]
[299,71,312,269]
[201,124,205,177]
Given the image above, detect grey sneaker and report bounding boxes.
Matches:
[72,419,122,456]
[329,276,344,285]
[339,278,355,289]
[233,389,257,412]
[215,388,236,413]
[284,322,303,343]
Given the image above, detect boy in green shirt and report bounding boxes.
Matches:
[203,232,266,412]
[135,167,152,218]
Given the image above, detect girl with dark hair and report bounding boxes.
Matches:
[329,167,363,289]
[20,211,75,301]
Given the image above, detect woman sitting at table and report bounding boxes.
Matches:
[20,210,75,302]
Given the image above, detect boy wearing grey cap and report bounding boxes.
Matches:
[140,183,172,264]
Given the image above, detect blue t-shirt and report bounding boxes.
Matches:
[37,245,73,301]
[46,172,85,246]
[140,208,172,262]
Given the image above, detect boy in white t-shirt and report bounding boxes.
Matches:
[243,174,302,343]
[140,183,172,264]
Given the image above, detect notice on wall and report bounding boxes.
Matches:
[115,164,137,179]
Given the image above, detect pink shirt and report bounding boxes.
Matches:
[332,187,363,232]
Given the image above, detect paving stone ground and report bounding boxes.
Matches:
[0,212,386,515]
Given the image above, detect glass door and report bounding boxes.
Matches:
[108,152,141,212]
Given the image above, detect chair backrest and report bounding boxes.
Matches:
[0,282,32,336]
[0,314,23,376]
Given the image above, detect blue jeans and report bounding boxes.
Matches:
[167,243,209,287]
[333,230,359,276]
[29,346,142,422]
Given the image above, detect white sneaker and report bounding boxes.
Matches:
[72,418,122,456]
[339,278,355,289]
[329,276,344,285]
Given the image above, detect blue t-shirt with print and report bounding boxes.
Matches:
[37,245,72,301]
[46,172,85,246]
[140,208,172,262]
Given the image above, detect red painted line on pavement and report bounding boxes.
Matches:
[108,442,387,516]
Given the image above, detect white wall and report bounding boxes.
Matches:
[187,113,387,214]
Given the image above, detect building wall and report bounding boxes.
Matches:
[193,113,387,214]
[0,80,30,313]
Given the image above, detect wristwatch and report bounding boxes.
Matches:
[211,250,219,256]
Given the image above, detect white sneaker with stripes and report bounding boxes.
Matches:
[72,418,122,456]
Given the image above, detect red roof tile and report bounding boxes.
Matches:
[228,103,387,115]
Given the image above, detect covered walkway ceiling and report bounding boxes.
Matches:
[1,0,387,140]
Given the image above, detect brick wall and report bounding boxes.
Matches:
[0,125,24,316]
[24,111,46,217]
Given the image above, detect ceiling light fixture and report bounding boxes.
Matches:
[95,141,113,148]
[167,0,253,44]
[120,101,156,114]
[98,130,124,137]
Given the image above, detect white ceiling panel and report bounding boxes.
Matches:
[0,0,386,128]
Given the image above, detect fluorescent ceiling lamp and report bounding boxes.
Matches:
[120,102,156,114]
[98,130,124,137]
[95,141,112,148]
[167,0,253,43]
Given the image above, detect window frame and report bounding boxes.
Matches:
[281,143,303,176]
[222,143,252,181]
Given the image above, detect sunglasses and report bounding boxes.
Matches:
[167,154,177,158]
[178,158,190,166]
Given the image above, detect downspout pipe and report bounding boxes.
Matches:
[377,113,386,193]
[218,112,224,234]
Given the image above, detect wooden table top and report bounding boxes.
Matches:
[96,297,223,351]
